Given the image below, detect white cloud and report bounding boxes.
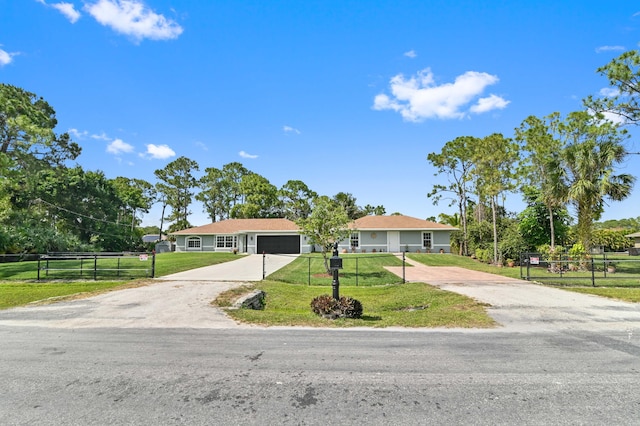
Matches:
[0,48,16,66]
[599,87,620,97]
[143,144,175,159]
[52,2,81,23]
[68,128,88,139]
[91,132,111,140]
[107,138,134,154]
[239,150,258,159]
[404,50,417,58]
[470,94,510,114]
[84,0,183,42]
[595,45,625,53]
[601,111,626,125]
[373,68,508,121]
[195,141,208,151]
[283,125,301,134]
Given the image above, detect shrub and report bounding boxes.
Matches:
[310,294,337,316]
[310,295,363,319]
[336,296,363,319]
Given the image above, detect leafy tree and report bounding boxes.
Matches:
[196,166,226,222]
[427,136,477,255]
[515,114,568,249]
[278,180,317,220]
[518,190,571,250]
[362,204,386,216]
[0,84,80,169]
[296,196,352,274]
[595,217,640,230]
[333,192,363,220]
[111,177,156,230]
[473,133,519,263]
[231,172,280,218]
[221,162,249,213]
[592,229,633,252]
[154,156,199,232]
[585,50,640,124]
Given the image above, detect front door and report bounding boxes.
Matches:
[388,231,400,253]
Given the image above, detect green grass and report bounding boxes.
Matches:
[0,280,150,309]
[0,252,241,309]
[561,287,640,303]
[153,252,240,277]
[221,281,496,328]
[266,253,405,286]
[407,253,523,279]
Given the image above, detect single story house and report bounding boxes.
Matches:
[171,215,456,254]
[626,231,640,256]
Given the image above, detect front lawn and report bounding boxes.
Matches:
[219,281,496,328]
[267,253,405,286]
[0,252,241,309]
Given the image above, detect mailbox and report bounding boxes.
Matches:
[330,255,343,271]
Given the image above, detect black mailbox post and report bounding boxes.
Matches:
[329,242,342,300]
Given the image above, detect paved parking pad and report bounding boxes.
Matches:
[386,257,640,333]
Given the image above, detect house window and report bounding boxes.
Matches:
[186,237,201,250]
[216,235,237,248]
[422,232,432,249]
[350,232,359,248]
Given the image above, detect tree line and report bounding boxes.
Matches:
[0,88,383,254]
[428,50,640,262]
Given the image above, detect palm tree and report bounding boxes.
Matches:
[561,112,635,251]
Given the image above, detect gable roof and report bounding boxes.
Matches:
[171,218,299,235]
[352,215,456,230]
[171,215,456,235]
[626,232,640,238]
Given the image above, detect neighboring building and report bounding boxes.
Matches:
[170,215,456,254]
[142,234,162,243]
[626,231,640,255]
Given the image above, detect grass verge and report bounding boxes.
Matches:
[217,280,496,328]
[0,280,153,309]
[0,252,241,309]
[560,287,640,303]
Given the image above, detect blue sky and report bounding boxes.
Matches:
[2,0,639,227]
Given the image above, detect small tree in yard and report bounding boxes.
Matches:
[295,196,352,274]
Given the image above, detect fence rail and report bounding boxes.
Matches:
[0,252,155,281]
[519,252,640,287]
[265,252,407,287]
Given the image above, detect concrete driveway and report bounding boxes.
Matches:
[0,254,297,329]
[386,257,640,333]
[158,253,298,281]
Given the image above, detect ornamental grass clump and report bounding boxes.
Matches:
[310,294,363,319]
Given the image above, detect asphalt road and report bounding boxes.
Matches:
[2,255,640,424]
[1,327,639,425]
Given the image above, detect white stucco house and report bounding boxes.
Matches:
[170,215,457,254]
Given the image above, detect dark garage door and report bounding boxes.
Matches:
[257,235,300,254]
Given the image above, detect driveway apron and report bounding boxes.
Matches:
[0,254,297,329]
[386,256,640,332]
